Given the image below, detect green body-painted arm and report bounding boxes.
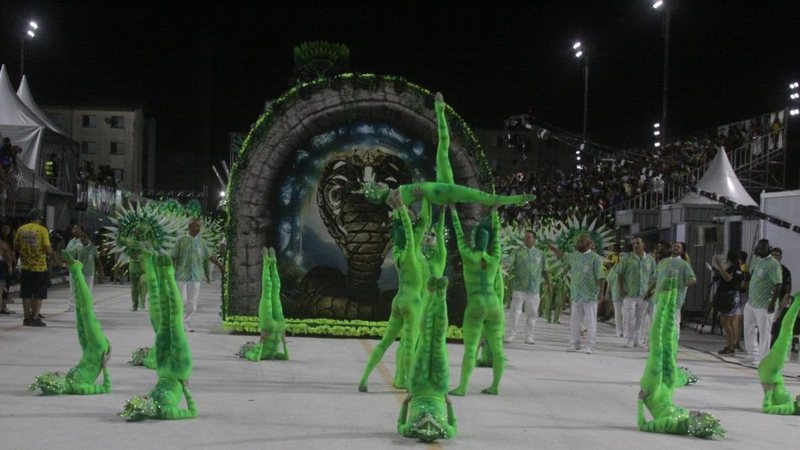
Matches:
[30,258,111,395]
[758,294,800,415]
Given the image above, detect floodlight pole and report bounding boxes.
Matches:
[582,55,590,142]
[661,7,671,142]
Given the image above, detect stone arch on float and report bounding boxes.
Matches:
[223,74,491,323]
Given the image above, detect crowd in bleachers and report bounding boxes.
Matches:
[496,127,761,225]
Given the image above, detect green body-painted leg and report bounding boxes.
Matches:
[398,276,457,442]
[758,294,800,415]
[129,254,160,368]
[30,258,111,395]
[637,279,725,438]
[130,259,148,310]
[122,255,195,420]
[240,248,289,361]
[434,93,454,185]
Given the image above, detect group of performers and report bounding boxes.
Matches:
[23,92,799,442]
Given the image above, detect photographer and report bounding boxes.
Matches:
[711,251,744,355]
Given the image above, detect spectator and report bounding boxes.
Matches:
[13,209,63,327]
[712,251,744,355]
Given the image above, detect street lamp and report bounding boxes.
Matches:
[572,41,590,144]
[21,20,39,77]
[652,1,671,141]
[790,81,800,116]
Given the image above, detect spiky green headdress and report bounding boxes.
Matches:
[104,203,184,262]
[553,215,614,257]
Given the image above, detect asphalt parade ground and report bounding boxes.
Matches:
[1,279,798,450]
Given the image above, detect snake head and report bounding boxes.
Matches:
[29,371,68,395]
[353,181,390,205]
[406,411,448,443]
[120,395,158,421]
[687,411,725,438]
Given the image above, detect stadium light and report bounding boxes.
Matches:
[791,93,799,100]
[654,130,661,136]
[21,19,40,76]
[653,122,660,128]
[789,82,799,89]
[570,41,590,142]
[652,0,664,8]
[654,142,661,147]
[791,109,800,116]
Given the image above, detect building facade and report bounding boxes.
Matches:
[42,103,155,191]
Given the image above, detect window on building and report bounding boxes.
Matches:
[82,115,97,128]
[47,113,64,127]
[110,142,125,155]
[109,116,125,129]
[81,141,97,154]
[113,168,124,181]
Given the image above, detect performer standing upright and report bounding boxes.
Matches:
[550,234,605,354]
[617,237,656,349]
[505,229,551,344]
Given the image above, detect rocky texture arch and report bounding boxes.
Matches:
[224,74,491,320]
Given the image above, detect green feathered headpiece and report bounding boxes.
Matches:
[104,203,184,262]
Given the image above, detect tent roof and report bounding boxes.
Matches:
[679,148,757,206]
[16,76,66,135]
[0,65,46,128]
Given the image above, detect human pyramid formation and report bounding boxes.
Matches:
[25,93,799,442]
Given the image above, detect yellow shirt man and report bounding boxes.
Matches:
[14,222,51,272]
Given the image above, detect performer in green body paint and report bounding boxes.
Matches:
[29,255,111,395]
[122,255,197,420]
[359,196,424,392]
[239,247,289,361]
[637,278,724,438]
[398,276,457,442]
[758,293,800,415]
[449,205,505,396]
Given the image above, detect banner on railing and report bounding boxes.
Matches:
[689,186,800,235]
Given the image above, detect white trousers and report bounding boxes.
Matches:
[623,297,646,345]
[180,281,202,325]
[68,275,94,309]
[613,300,625,337]
[570,301,597,349]
[743,303,774,362]
[507,291,541,339]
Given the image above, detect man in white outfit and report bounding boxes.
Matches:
[742,239,782,365]
[64,225,104,312]
[505,230,551,344]
[173,219,224,331]
[617,238,656,348]
[550,235,605,354]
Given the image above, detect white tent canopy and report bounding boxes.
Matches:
[17,75,66,136]
[0,64,46,170]
[679,147,757,206]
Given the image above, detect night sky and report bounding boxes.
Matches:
[1,1,798,190]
